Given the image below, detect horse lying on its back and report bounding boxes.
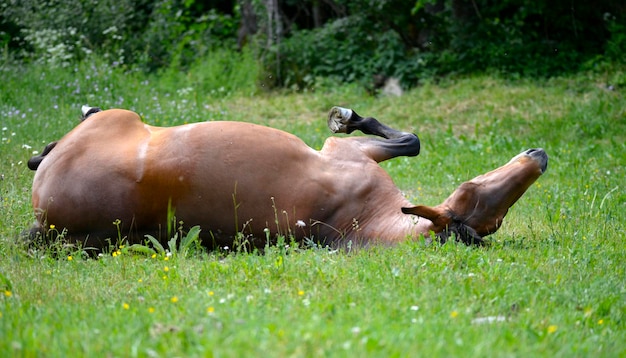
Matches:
[28,106,548,251]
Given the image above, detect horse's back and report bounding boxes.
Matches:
[31,110,328,244]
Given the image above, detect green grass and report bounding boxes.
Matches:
[1,58,625,357]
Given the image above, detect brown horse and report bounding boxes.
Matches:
[28,106,547,250]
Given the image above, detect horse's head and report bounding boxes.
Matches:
[403,148,548,244]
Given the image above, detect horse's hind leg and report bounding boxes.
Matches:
[327,106,420,162]
[329,107,412,138]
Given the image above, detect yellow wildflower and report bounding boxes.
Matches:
[4,290,12,297]
[151,253,157,259]
[547,325,558,334]
[148,307,155,313]
[49,224,56,230]
[598,319,604,325]
[208,291,214,296]
[298,290,304,296]
[171,296,179,303]
[67,256,73,261]
[207,306,215,314]
[122,303,129,310]
[450,311,459,318]
[164,266,169,272]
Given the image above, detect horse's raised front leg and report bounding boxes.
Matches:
[327,106,420,163]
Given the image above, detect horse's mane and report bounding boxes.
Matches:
[436,212,486,246]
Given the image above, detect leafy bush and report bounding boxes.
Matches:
[436,0,620,76]
[261,16,422,90]
[1,0,623,87]
[260,0,625,87]
[604,12,626,63]
[0,0,144,65]
[137,0,239,72]
[0,0,239,71]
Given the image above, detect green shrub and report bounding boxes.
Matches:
[137,0,239,72]
[261,16,422,90]
[0,0,144,65]
[604,13,626,63]
[1,0,623,87]
[260,0,625,87]
[0,0,239,71]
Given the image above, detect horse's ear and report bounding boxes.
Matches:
[401,205,451,227]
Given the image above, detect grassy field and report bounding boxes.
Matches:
[1,59,625,357]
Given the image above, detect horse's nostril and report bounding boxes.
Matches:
[526,148,537,154]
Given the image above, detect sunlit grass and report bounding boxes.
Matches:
[0,60,624,356]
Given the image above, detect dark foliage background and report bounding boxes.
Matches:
[1,0,624,88]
